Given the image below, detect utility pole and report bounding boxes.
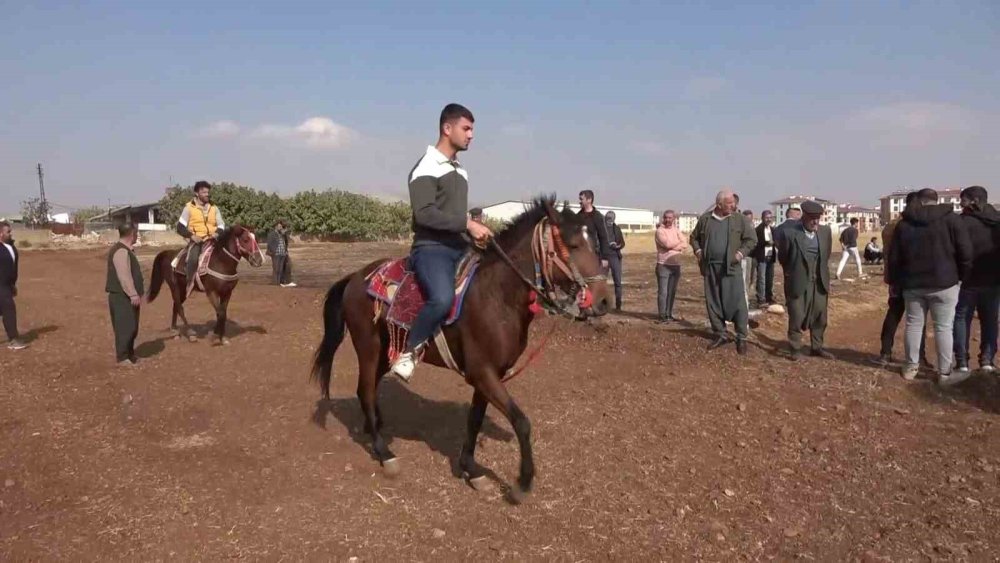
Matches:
[36,163,50,225]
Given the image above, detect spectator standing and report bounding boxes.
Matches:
[953,186,1000,374]
[773,205,802,257]
[777,201,834,360]
[689,189,757,355]
[889,188,972,385]
[605,211,625,312]
[577,190,611,273]
[469,207,484,223]
[0,221,27,350]
[106,225,143,366]
[266,220,296,288]
[655,210,686,322]
[875,191,927,367]
[752,210,777,306]
[835,218,865,280]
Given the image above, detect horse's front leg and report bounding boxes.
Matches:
[459,390,491,490]
[473,372,534,503]
[208,291,231,346]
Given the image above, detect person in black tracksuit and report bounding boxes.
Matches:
[577,190,612,272]
[953,186,1000,373]
[605,211,626,311]
[0,221,27,350]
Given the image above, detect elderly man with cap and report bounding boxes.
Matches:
[777,200,834,360]
[689,189,757,354]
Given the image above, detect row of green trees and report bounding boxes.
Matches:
[159,183,414,240]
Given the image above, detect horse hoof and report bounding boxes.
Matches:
[467,475,492,492]
[508,486,530,505]
[382,457,402,478]
[187,335,198,343]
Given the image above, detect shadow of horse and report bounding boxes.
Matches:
[312,378,514,478]
[187,320,268,340]
[135,335,171,359]
[21,325,59,344]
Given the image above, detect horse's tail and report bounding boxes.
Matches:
[147,250,171,303]
[311,275,352,400]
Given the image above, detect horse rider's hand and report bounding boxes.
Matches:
[211,232,220,240]
[130,295,141,308]
[190,234,204,244]
[467,220,493,243]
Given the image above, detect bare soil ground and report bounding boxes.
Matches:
[2,243,999,560]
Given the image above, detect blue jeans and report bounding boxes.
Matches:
[953,285,1000,367]
[755,259,775,304]
[406,243,465,350]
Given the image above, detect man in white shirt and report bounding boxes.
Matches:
[0,221,27,350]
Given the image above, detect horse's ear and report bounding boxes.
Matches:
[543,199,561,224]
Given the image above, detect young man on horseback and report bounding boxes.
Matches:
[390,103,493,381]
[176,180,226,284]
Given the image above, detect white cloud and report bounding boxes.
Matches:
[683,76,728,99]
[251,117,356,150]
[196,120,241,138]
[843,102,976,147]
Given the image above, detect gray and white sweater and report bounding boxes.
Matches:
[408,145,469,248]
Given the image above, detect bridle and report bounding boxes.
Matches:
[207,229,260,282]
[489,218,602,318]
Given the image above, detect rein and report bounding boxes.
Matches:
[204,231,255,282]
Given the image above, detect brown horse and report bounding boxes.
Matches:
[147,225,264,344]
[311,198,611,501]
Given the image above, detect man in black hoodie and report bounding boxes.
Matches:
[578,190,611,273]
[889,188,973,385]
[953,186,1000,374]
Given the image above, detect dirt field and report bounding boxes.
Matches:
[2,243,999,560]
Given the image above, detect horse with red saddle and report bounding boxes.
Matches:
[311,198,611,501]
[147,225,264,344]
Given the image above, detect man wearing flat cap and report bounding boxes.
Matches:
[777,200,835,360]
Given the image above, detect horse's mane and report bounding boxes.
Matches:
[217,224,244,247]
[491,197,584,252]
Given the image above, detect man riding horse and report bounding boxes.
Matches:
[389,103,493,381]
[176,180,226,285]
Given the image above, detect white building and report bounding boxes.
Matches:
[480,200,656,233]
[676,212,700,234]
[836,204,881,233]
[770,195,838,225]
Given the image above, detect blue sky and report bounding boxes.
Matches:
[2,1,998,214]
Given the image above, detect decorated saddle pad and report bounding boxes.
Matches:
[367,252,480,330]
[171,241,216,278]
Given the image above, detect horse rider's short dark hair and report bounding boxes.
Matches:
[850,218,859,225]
[193,180,212,193]
[579,190,595,202]
[118,224,135,237]
[440,103,474,133]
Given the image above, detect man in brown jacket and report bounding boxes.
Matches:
[690,189,758,354]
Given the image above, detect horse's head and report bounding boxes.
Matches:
[540,199,611,318]
[225,224,264,267]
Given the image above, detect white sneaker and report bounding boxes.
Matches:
[391,352,417,382]
[980,364,996,374]
[938,370,973,388]
[7,339,28,350]
[285,282,298,287]
[901,364,919,381]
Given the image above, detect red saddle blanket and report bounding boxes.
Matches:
[172,241,216,278]
[367,253,480,330]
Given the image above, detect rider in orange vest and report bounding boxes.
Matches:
[176,181,226,282]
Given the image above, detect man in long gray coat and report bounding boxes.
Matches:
[690,189,757,355]
[777,200,835,361]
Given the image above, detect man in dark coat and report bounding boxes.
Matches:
[577,190,611,272]
[777,200,834,360]
[266,219,296,287]
[689,189,757,354]
[752,209,777,306]
[0,221,27,350]
[605,211,626,311]
[889,188,973,385]
[953,185,1000,374]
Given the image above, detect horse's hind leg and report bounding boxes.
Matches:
[354,324,398,476]
[174,284,196,342]
[459,390,491,490]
